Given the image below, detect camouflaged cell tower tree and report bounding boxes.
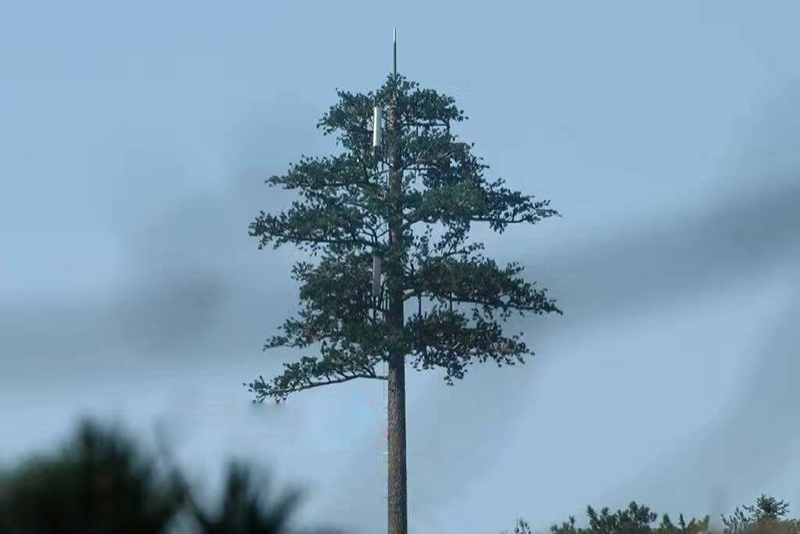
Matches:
[245,70,561,534]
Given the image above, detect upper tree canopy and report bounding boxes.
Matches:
[246,74,562,401]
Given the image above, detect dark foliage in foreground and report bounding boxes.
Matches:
[2,417,797,534]
[0,419,184,534]
[0,418,340,534]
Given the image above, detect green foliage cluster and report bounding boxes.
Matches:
[721,496,800,534]
[245,74,561,401]
[545,502,709,534]
[503,497,800,534]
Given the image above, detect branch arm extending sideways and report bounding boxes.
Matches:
[262,233,386,252]
[402,211,537,230]
[400,291,560,315]
[248,372,388,401]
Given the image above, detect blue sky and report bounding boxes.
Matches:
[2,2,800,533]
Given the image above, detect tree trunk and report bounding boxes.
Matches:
[387,351,407,534]
[387,91,408,534]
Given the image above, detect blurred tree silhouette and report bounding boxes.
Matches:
[0,417,341,534]
[178,461,341,534]
[0,418,185,534]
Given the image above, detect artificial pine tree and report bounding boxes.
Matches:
[245,73,561,534]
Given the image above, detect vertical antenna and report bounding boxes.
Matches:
[383,27,395,483]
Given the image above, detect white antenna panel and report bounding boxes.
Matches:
[372,106,383,148]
